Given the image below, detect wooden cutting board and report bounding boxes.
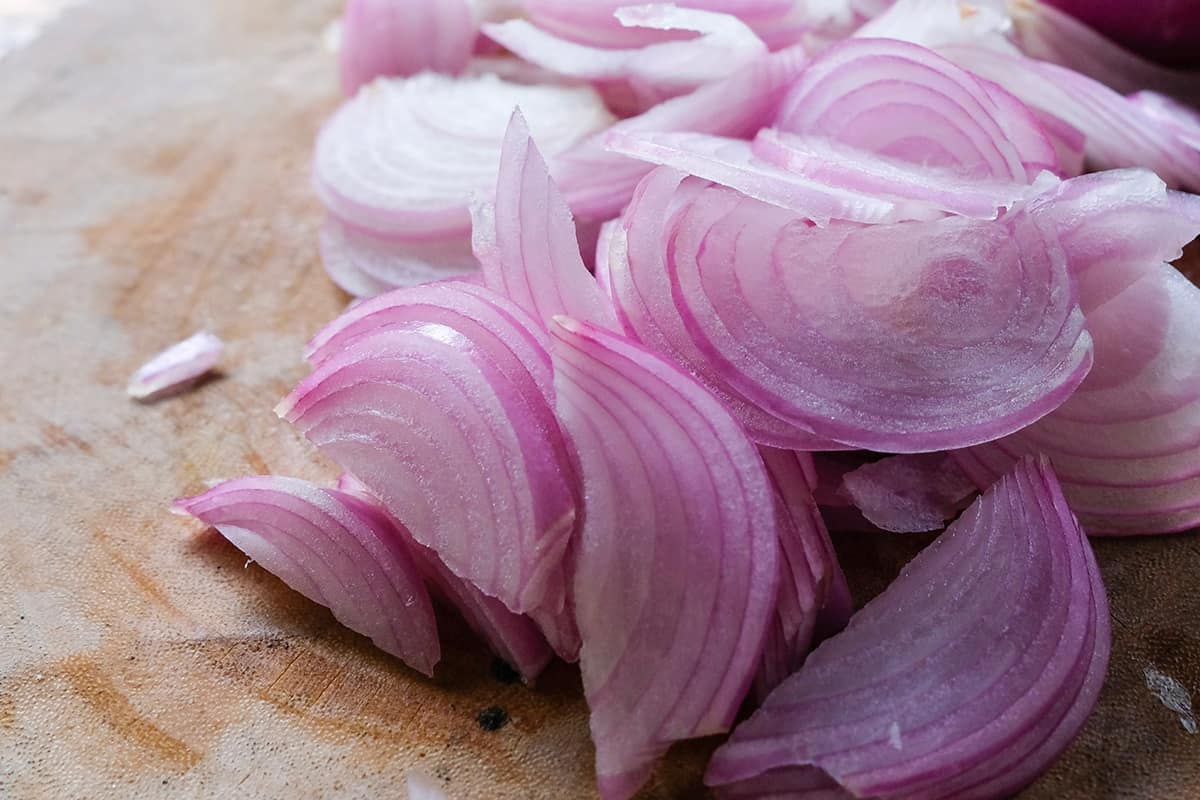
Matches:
[1,1,1197,797]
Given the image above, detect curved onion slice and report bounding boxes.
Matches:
[338,0,476,96]
[610,169,1093,451]
[314,73,614,239]
[127,331,223,400]
[707,457,1111,799]
[173,477,440,676]
[776,37,1057,182]
[473,110,617,330]
[336,473,554,681]
[756,447,851,699]
[551,45,808,222]
[320,216,478,297]
[943,45,1200,191]
[278,281,578,621]
[750,129,1034,220]
[551,317,779,800]
[855,0,1016,50]
[484,6,766,113]
[842,453,978,533]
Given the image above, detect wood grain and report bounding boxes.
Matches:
[0,1,1196,797]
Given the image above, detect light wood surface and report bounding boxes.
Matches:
[1,1,1197,797]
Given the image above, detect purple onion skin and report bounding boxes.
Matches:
[1046,0,1200,68]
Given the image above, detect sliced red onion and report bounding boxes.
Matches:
[943,45,1200,191]
[776,37,1057,182]
[855,0,1016,51]
[314,73,614,239]
[320,216,479,297]
[842,453,978,533]
[336,473,554,681]
[473,110,618,330]
[552,45,808,222]
[551,317,779,800]
[610,168,1094,451]
[750,129,1034,219]
[484,6,766,113]
[127,331,223,400]
[707,456,1111,799]
[756,447,851,699]
[279,281,578,621]
[173,477,441,676]
[1129,91,1200,149]
[338,0,477,97]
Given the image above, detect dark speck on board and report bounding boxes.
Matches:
[490,658,521,685]
[476,706,509,732]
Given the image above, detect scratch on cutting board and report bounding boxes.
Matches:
[1144,664,1198,734]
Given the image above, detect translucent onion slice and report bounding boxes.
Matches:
[707,457,1111,799]
[278,282,578,621]
[473,109,618,331]
[551,317,779,800]
[942,45,1200,191]
[320,215,478,297]
[483,5,766,113]
[173,477,441,676]
[338,0,476,96]
[776,37,1057,181]
[842,453,978,533]
[336,473,553,681]
[551,45,808,222]
[610,169,1094,451]
[127,331,223,401]
[314,73,614,239]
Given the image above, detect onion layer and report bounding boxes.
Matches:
[338,0,476,96]
[173,477,440,676]
[842,453,978,533]
[320,215,478,297]
[551,317,779,800]
[707,456,1111,799]
[127,331,223,400]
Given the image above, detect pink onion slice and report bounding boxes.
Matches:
[943,45,1200,191]
[484,5,766,113]
[551,45,808,222]
[611,169,1094,451]
[173,477,440,676]
[707,456,1111,799]
[551,317,779,800]
[338,0,477,97]
[127,330,223,400]
[314,73,614,239]
[842,453,978,533]
[750,129,1035,220]
[336,473,554,681]
[756,447,851,699]
[278,282,578,620]
[473,109,618,331]
[776,37,1055,182]
[320,215,478,297]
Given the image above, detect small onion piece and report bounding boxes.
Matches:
[320,215,478,297]
[278,281,578,623]
[336,473,554,681]
[776,37,1058,182]
[127,330,223,401]
[173,477,441,676]
[842,452,978,533]
[314,73,614,239]
[474,109,618,331]
[338,0,477,96]
[610,169,1094,451]
[551,317,779,800]
[707,456,1111,799]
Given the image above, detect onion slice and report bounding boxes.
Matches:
[127,331,223,400]
[314,73,614,239]
[336,473,554,681]
[551,317,779,800]
[320,216,478,297]
[173,477,441,676]
[707,456,1111,799]
[842,453,978,533]
[474,109,618,330]
[609,170,1094,451]
[278,281,578,621]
